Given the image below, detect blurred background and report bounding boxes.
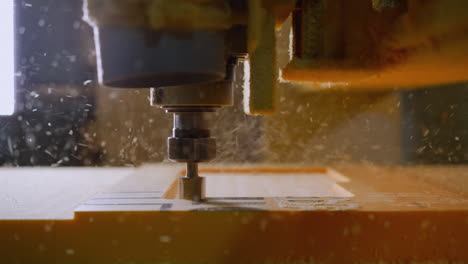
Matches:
[1,0,467,167]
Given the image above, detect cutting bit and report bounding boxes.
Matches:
[179,161,205,201]
[166,109,217,201]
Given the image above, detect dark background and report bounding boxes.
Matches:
[0,0,97,166]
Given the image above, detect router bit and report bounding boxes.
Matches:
[166,108,217,201]
[153,78,236,202]
[152,59,237,201]
[180,162,205,201]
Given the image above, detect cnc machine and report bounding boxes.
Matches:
[1,0,468,263]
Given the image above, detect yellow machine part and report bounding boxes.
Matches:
[282,0,468,90]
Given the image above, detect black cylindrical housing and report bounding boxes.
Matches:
[93,26,226,88]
